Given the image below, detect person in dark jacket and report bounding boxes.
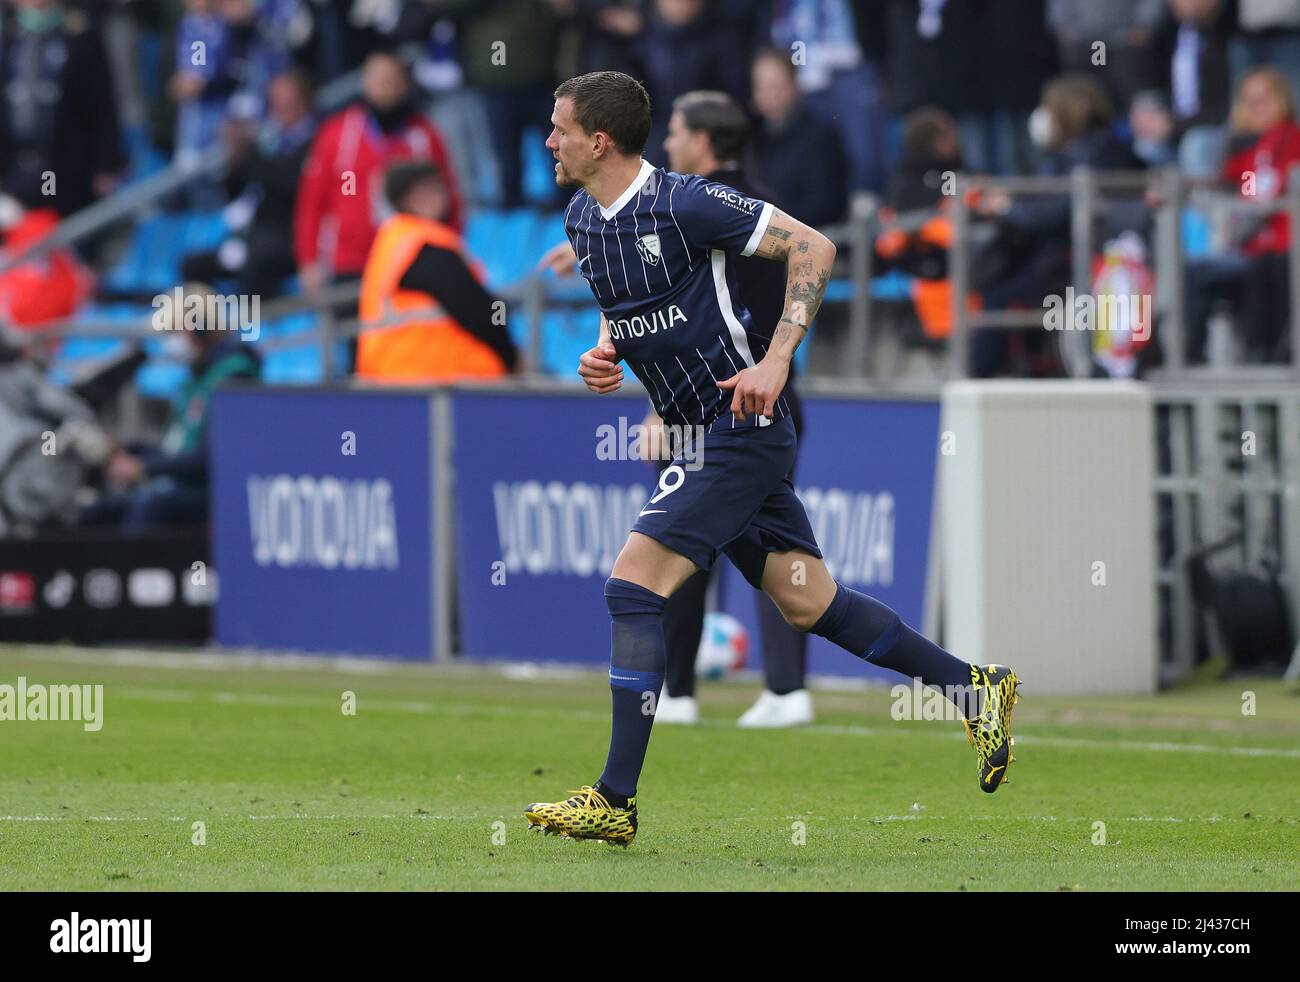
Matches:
[1152,0,1235,178]
[638,0,748,169]
[0,1,123,217]
[82,283,261,530]
[757,0,889,192]
[970,74,1145,377]
[880,0,1057,175]
[564,0,647,79]
[406,0,560,209]
[181,70,315,300]
[886,107,964,212]
[750,47,848,227]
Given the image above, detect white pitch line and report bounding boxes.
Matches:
[0,813,1289,825]
[4,645,597,682]
[802,721,1300,760]
[103,687,1300,760]
[0,814,484,823]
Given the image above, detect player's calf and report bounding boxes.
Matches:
[764,552,1025,792]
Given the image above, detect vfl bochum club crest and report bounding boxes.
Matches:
[637,233,662,267]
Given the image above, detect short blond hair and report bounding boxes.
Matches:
[1231,66,1296,133]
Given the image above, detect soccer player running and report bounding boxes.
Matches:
[538,90,815,728]
[525,72,1019,847]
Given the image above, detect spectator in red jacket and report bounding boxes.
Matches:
[294,51,463,296]
[1185,66,1300,363]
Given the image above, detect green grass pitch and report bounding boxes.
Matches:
[1,645,1297,891]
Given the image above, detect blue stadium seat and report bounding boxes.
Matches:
[102,211,228,295]
[523,126,558,205]
[533,211,568,258]
[135,359,190,401]
[261,344,324,385]
[870,270,913,302]
[121,124,168,186]
[535,308,596,378]
[824,278,854,303]
[466,209,545,288]
[1182,207,1213,259]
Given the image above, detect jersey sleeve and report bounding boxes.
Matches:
[673,175,775,257]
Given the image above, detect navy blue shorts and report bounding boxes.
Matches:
[631,414,822,589]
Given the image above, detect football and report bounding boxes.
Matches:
[695,611,749,680]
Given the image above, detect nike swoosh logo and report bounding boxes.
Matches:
[577,254,591,270]
[639,509,666,516]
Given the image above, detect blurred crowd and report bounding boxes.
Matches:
[5,0,1300,533]
[1,2,1297,205]
[0,3,1297,357]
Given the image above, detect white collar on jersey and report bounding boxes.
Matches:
[597,158,657,221]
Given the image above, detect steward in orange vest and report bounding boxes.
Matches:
[357,162,518,381]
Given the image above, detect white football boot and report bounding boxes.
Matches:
[654,693,699,725]
[736,689,814,728]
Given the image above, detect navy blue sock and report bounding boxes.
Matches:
[809,582,978,718]
[597,577,666,799]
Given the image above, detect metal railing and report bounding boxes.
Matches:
[945,165,1300,381]
[10,115,1300,389]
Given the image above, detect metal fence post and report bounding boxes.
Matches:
[1067,165,1095,377]
[1288,163,1300,377]
[525,275,545,377]
[318,298,336,380]
[845,192,875,377]
[949,174,971,379]
[1155,166,1186,373]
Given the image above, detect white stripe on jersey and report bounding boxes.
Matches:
[597,210,616,298]
[608,218,631,294]
[667,177,693,272]
[563,190,581,227]
[652,361,686,424]
[675,354,706,421]
[647,175,672,288]
[710,249,757,368]
[715,335,740,429]
[743,201,776,257]
[635,360,667,408]
[631,202,651,293]
[694,347,723,433]
[578,198,602,303]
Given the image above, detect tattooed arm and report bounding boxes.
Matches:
[754,208,836,360]
[716,209,836,421]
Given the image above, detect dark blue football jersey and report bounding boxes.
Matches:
[563,160,794,431]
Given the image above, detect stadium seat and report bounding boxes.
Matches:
[466,209,545,288]
[1181,207,1213,259]
[870,270,913,302]
[535,307,597,378]
[102,210,228,295]
[261,344,324,385]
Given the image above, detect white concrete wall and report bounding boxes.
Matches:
[939,381,1157,695]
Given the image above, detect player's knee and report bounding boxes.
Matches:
[604,576,666,618]
[777,595,824,633]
